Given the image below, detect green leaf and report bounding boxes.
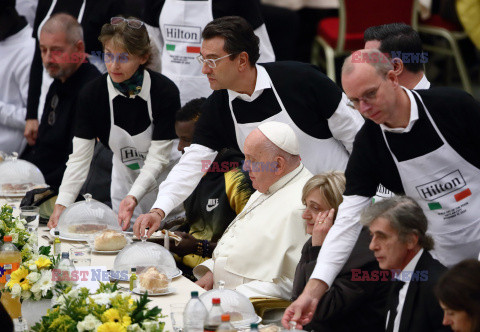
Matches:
[39,245,51,255]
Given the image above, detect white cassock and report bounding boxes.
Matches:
[193,164,312,299]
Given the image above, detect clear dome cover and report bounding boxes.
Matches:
[199,281,260,328]
[137,266,172,294]
[112,239,181,280]
[57,194,120,240]
[87,229,132,252]
[0,153,45,196]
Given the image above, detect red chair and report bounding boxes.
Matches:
[418,14,473,94]
[312,0,419,82]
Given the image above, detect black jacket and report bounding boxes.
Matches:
[292,228,389,332]
[394,250,451,332]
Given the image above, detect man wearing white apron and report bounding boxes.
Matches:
[143,0,275,105]
[24,0,121,146]
[364,22,431,203]
[133,16,364,238]
[283,49,480,328]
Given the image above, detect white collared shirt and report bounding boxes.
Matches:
[414,74,431,90]
[380,87,419,134]
[387,248,424,332]
[227,65,271,102]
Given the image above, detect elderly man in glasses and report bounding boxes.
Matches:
[132,16,364,238]
[283,48,480,329]
[22,13,100,190]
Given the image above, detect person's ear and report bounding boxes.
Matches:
[139,53,149,65]
[274,156,286,176]
[391,57,404,76]
[386,69,399,88]
[238,51,249,72]
[75,39,85,53]
[406,233,419,250]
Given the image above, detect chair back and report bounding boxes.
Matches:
[344,0,418,34]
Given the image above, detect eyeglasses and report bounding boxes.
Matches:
[110,17,144,29]
[48,94,59,126]
[346,81,383,109]
[196,53,233,68]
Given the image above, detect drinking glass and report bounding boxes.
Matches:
[69,246,92,267]
[170,303,186,332]
[20,206,39,229]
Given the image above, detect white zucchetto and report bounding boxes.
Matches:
[257,121,300,155]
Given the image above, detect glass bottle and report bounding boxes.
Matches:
[53,231,61,256]
[129,267,137,291]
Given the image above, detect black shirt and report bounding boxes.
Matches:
[22,61,101,190]
[193,61,343,151]
[345,88,480,197]
[141,0,264,30]
[26,0,128,120]
[74,69,180,147]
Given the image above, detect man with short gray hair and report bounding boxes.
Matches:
[360,196,448,332]
[22,13,100,190]
[283,49,480,329]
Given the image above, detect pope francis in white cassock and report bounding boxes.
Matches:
[193,121,312,300]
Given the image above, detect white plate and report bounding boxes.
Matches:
[0,191,26,198]
[131,287,176,296]
[92,249,121,254]
[109,268,182,281]
[50,228,89,242]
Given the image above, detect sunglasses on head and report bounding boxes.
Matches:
[110,17,144,29]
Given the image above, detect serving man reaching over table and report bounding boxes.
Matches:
[132,15,364,237]
[283,49,480,328]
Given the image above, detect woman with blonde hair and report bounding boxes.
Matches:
[292,171,388,331]
[48,16,181,231]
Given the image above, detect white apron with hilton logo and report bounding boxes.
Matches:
[159,0,214,106]
[381,90,480,267]
[106,72,178,221]
[229,70,349,174]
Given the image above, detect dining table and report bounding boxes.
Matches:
[0,197,205,331]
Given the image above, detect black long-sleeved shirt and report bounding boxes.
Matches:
[74,69,180,147]
[26,0,126,120]
[344,88,480,197]
[193,61,344,151]
[22,61,100,190]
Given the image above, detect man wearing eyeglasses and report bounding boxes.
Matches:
[22,13,100,190]
[283,48,480,329]
[141,0,275,106]
[132,16,364,238]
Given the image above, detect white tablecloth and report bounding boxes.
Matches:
[1,198,205,331]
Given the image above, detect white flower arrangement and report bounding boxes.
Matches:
[4,252,57,301]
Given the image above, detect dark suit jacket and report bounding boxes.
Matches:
[395,250,451,332]
[292,227,389,332]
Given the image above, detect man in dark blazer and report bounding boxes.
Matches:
[360,196,451,332]
[291,227,389,332]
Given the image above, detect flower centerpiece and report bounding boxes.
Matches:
[4,247,57,301]
[0,204,36,261]
[32,282,165,332]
